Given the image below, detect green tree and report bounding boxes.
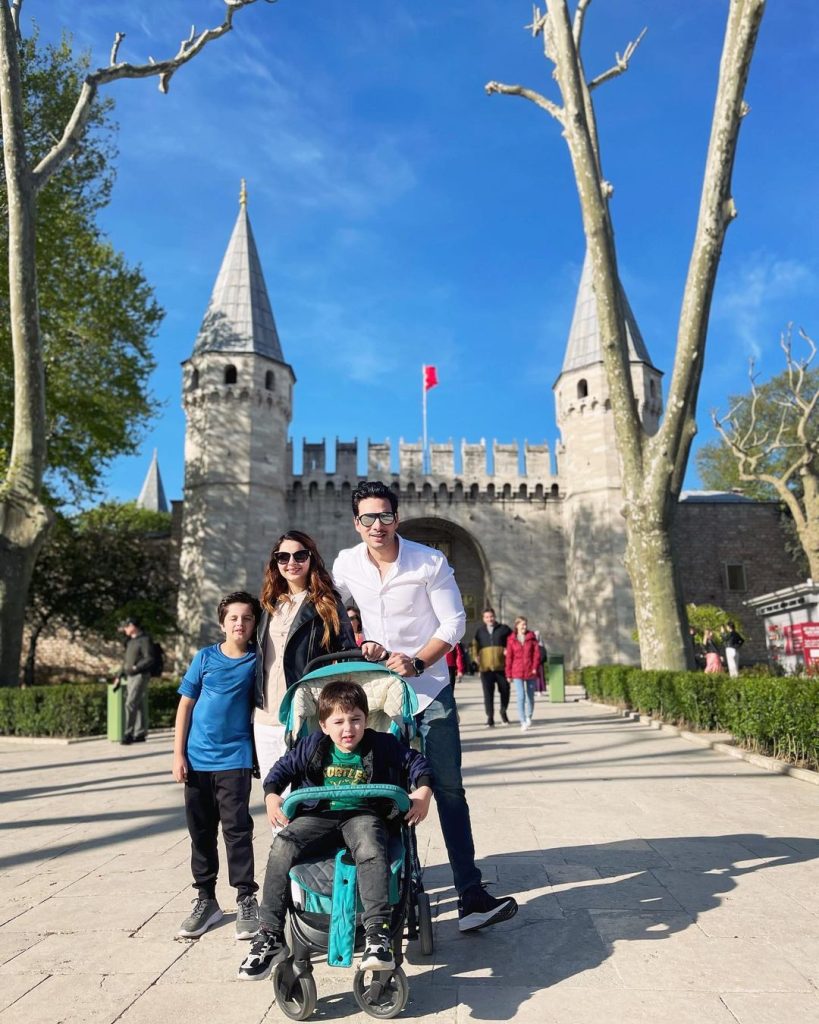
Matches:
[24,502,176,685]
[700,329,819,579]
[0,32,163,503]
[0,0,266,686]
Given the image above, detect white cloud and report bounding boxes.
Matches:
[715,252,816,360]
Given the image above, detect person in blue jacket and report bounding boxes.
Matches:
[238,679,433,981]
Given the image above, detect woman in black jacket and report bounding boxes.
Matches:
[254,530,355,787]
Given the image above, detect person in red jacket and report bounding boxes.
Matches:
[505,617,541,731]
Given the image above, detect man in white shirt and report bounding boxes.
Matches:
[333,481,518,933]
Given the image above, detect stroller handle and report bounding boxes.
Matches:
[302,648,390,675]
[282,783,411,819]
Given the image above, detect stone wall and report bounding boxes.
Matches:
[674,499,803,663]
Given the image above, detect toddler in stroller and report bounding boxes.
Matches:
[238,660,434,1019]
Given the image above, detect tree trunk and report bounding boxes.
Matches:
[22,615,46,688]
[801,468,819,581]
[0,2,54,686]
[623,504,691,670]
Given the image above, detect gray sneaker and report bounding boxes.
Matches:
[235,895,261,940]
[177,897,223,938]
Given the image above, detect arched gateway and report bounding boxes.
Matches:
[398,517,490,632]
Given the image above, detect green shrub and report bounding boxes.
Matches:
[0,680,180,738]
[582,666,819,770]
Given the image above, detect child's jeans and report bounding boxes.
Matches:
[260,810,390,933]
[513,678,536,723]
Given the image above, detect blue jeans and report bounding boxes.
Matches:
[415,685,481,895]
[513,678,535,722]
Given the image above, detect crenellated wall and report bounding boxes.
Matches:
[292,437,561,497]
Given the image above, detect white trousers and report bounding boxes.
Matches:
[254,721,288,835]
[725,646,740,678]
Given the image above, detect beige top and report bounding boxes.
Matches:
[254,591,308,727]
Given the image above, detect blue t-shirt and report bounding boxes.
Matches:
[178,644,255,771]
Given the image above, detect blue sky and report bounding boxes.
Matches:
[28,0,819,503]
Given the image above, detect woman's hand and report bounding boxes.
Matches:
[361,641,387,662]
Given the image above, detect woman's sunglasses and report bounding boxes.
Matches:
[357,512,396,527]
[273,550,311,565]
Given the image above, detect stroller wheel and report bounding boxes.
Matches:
[353,966,409,1019]
[417,892,434,956]
[272,961,317,1021]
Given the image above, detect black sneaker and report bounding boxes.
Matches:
[359,923,395,971]
[500,712,510,725]
[237,928,288,980]
[458,885,518,933]
[486,719,495,728]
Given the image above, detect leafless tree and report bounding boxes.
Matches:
[713,327,819,580]
[486,0,766,669]
[0,0,276,684]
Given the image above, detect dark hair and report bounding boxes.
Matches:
[347,607,361,621]
[482,607,496,616]
[318,680,369,722]
[352,480,399,516]
[260,530,340,648]
[726,621,735,629]
[218,591,262,626]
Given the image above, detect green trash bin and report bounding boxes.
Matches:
[548,654,565,703]
[107,681,126,742]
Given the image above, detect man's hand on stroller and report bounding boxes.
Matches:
[405,785,432,826]
[266,792,290,829]
[361,641,387,662]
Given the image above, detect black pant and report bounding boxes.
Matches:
[260,811,390,933]
[184,768,257,900]
[480,670,510,723]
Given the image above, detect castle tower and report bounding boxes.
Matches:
[177,182,294,653]
[555,251,663,665]
[137,449,169,513]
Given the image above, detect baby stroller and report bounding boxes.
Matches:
[271,652,434,1020]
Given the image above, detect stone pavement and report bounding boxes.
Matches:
[0,679,818,1024]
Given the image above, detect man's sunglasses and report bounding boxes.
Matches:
[357,512,396,526]
[273,550,310,565]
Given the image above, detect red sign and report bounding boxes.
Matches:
[782,623,819,663]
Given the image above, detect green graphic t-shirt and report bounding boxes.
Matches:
[322,746,367,810]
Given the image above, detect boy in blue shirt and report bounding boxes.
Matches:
[173,590,262,940]
[238,680,433,980]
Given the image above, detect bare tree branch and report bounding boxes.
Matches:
[588,27,647,91]
[32,0,262,191]
[9,0,22,37]
[572,0,593,49]
[484,79,564,123]
[110,32,125,67]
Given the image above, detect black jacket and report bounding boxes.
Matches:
[255,594,356,711]
[263,729,434,820]
[122,631,153,676]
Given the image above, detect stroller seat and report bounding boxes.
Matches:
[290,833,404,909]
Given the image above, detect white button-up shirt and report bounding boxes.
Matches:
[333,536,466,712]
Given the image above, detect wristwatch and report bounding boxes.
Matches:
[411,657,425,677]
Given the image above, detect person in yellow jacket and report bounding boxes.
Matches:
[470,608,512,727]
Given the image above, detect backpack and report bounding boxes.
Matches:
[150,641,165,678]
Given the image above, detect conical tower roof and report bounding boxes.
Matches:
[192,182,284,361]
[561,250,656,374]
[137,449,169,513]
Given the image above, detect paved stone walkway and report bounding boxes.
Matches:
[1,680,817,1023]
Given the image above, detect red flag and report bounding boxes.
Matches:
[423,365,439,391]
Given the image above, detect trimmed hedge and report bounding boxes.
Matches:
[0,681,180,738]
[582,666,819,770]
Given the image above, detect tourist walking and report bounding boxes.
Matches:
[119,617,154,745]
[702,629,724,674]
[505,617,540,730]
[472,608,513,727]
[722,622,745,678]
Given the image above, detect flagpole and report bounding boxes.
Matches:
[422,364,428,474]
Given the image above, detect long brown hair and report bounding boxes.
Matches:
[260,530,341,649]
